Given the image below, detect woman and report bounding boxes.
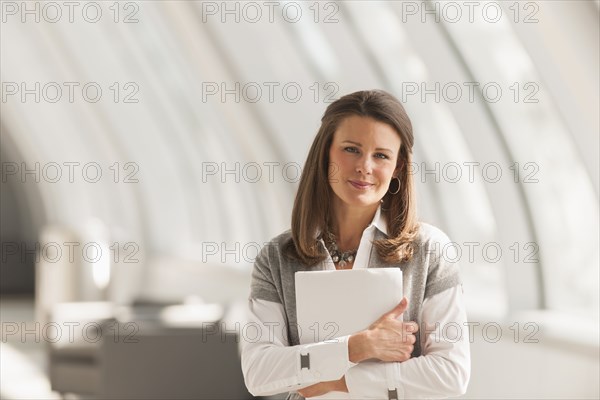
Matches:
[241,90,470,399]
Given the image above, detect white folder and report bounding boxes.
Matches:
[295,268,403,346]
[295,268,404,399]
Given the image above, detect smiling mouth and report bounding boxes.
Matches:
[349,180,373,190]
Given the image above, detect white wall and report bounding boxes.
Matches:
[463,313,599,399]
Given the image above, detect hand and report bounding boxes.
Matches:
[297,376,348,398]
[362,297,418,362]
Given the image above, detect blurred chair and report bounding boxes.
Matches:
[35,225,80,325]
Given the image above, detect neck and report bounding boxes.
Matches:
[329,200,379,251]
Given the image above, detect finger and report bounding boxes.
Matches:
[383,297,408,320]
[403,321,419,333]
[397,330,415,344]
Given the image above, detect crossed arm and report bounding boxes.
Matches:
[241,285,470,399]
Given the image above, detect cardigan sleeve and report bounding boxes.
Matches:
[249,242,283,303]
[423,227,463,299]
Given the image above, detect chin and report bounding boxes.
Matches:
[340,194,381,208]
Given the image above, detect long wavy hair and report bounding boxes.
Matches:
[285,89,420,267]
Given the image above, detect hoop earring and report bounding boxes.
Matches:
[388,176,401,195]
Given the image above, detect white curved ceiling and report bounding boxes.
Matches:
[1,0,598,316]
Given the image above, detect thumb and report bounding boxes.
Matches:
[384,297,408,319]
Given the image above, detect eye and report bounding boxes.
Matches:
[344,146,359,153]
[375,153,389,159]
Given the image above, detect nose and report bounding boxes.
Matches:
[356,155,373,175]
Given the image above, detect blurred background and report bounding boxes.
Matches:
[1,0,598,399]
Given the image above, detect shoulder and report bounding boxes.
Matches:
[269,229,293,245]
[415,223,462,297]
[415,222,454,248]
[412,222,460,264]
[257,229,295,260]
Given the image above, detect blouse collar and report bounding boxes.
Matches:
[315,202,388,239]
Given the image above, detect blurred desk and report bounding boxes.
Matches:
[49,301,254,399]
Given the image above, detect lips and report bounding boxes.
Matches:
[349,180,373,189]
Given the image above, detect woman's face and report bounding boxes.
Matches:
[328,115,401,211]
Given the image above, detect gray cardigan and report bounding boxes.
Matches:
[249,222,462,399]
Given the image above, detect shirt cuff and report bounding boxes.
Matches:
[347,335,359,368]
[345,360,390,399]
[298,334,356,383]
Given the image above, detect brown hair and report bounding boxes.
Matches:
[285,89,419,266]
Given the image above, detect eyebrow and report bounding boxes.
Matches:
[341,140,395,153]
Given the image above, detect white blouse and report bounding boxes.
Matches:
[241,207,471,399]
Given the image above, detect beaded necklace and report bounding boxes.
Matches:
[322,230,357,269]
